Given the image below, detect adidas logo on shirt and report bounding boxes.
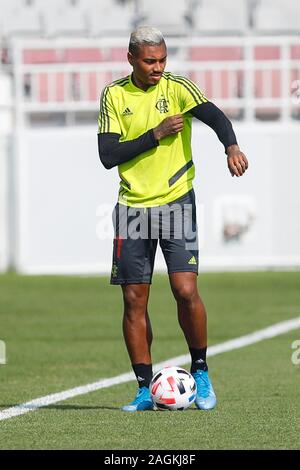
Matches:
[122,107,133,116]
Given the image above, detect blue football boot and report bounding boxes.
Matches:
[122,386,153,412]
[192,370,217,410]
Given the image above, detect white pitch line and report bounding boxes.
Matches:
[1,316,300,422]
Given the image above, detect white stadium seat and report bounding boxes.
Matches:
[1,0,26,9]
[193,0,248,35]
[34,0,69,11]
[253,0,300,34]
[2,4,42,37]
[41,4,88,37]
[1,0,300,40]
[137,0,190,35]
[85,0,133,36]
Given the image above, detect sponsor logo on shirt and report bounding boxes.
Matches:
[122,107,133,116]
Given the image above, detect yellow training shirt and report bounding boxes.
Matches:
[98,72,207,207]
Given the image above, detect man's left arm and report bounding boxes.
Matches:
[190,102,248,177]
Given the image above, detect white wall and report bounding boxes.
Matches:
[0,137,9,272]
[12,122,300,274]
[195,123,300,269]
[0,73,13,272]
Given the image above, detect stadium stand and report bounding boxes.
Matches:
[0,0,299,124]
[137,0,191,36]
[1,0,300,39]
[253,0,300,34]
[1,1,42,38]
[84,0,134,37]
[189,45,244,118]
[192,0,249,35]
[40,1,88,37]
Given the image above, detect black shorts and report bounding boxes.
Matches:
[110,189,198,285]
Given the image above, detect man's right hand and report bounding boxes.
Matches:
[153,114,184,141]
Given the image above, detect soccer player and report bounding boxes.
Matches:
[98,26,248,412]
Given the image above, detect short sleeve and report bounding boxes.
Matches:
[176,76,208,114]
[98,86,121,134]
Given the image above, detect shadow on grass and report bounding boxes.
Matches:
[0,404,201,412]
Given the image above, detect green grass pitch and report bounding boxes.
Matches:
[0,271,300,449]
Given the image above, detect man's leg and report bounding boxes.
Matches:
[169,272,207,349]
[111,204,157,411]
[169,272,217,410]
[122,284,152,364]
[121,283,154,411]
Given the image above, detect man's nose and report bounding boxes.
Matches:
[153,62,163,72]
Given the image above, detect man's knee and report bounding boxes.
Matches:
[172,282,198,303]
[122,285,149,312]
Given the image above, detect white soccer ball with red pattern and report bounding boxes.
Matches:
[150,366,196,411]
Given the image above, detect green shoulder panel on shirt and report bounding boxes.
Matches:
[162,72,208,113]
[98,76,130,133]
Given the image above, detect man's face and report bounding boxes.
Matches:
[128,42,167,90]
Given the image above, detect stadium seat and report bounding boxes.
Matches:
[137,0,190,36]
[1,4,42,37]
[1,0,26,9]
[189,46,243,96]
[188,45,244,118]
[64,48,103,63]
[34,0,68,11]
[23,49,60,64]
[193,0,248,35]
[189,46,242,62]
[253,0,300,34]
[41,3,88,37]
[85,0,133,36]
[32,69,114,103]
[253,45,282,119]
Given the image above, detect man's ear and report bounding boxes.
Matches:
[127,52,133,66]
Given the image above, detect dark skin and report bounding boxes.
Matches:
[122,273,207,364]
[123,43,248,366]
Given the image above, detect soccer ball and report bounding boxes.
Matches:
[150,366,196,411]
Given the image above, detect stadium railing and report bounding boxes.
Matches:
[9,36,300,126]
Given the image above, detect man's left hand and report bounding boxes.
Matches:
[226,144,248,177]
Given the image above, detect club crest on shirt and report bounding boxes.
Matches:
[155,96,169,113]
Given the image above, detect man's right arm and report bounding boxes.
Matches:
[98,115,184,169]
[98,130,158,169]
